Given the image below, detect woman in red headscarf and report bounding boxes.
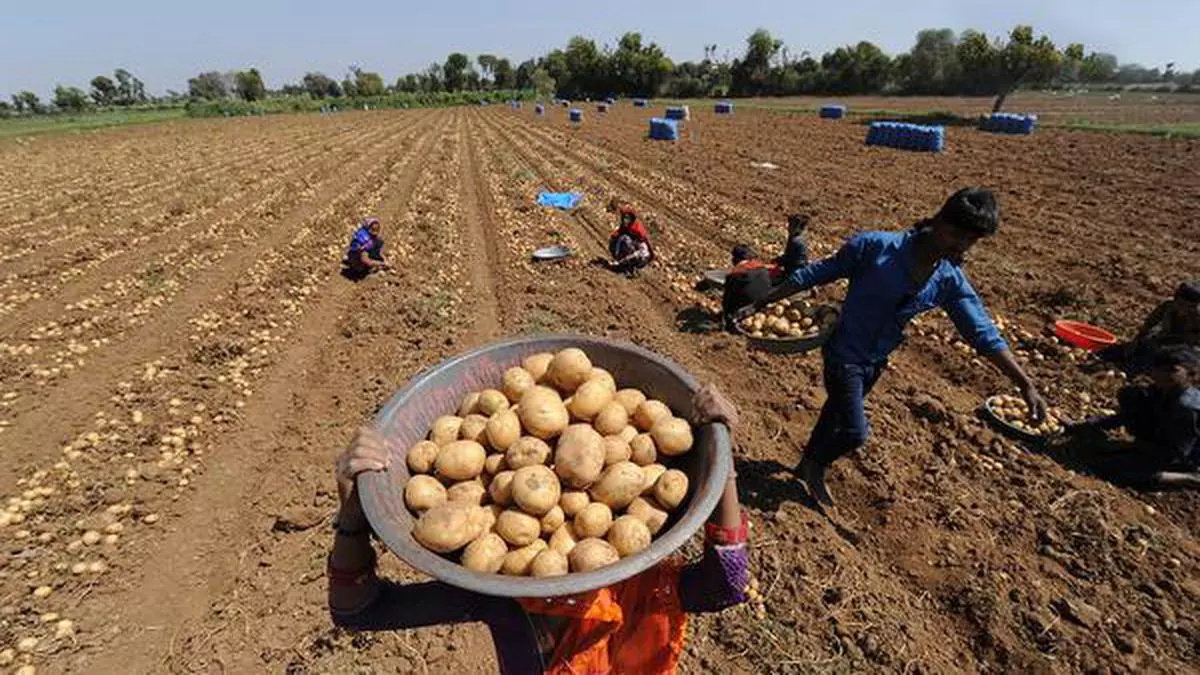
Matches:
[605,199,654,276]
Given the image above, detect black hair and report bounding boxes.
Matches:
[1175,281,1200,303]
[1152,345,1200,373]
[731,244,757,264]
[936,188,1000,236]
[786,213,809,234]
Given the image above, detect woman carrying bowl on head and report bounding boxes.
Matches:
[326,385,748,674]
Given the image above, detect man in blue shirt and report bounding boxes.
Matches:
[754,188,1046,507]
[343,217,388,280]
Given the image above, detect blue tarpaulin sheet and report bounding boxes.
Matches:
[536,192,584,210]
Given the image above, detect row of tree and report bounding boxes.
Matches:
[5,26,1199,117]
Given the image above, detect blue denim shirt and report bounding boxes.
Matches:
[791,230,1007,365]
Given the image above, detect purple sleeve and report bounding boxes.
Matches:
[678,542,750,613]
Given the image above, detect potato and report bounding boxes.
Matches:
[496,509,542,547]
[654,469,689,510]
[530,549,569,578]
[547,348,593,394]
[447,479,487,506]
[601,436,632,466]
[613,389,647,416]
[458,392,482,417]
[629,434,657,466]
[459,414,490,444]
[627,496,669,535]
[462,533,508,574]
[650,417,694,457]
[404,475,447,512]
[484,453,506,476]
[518,387,570,440]
[511,465,561,516]
[574,502,614,538]
[478,389,510,417]
[608,516,652,557]
[502,539,548,576]
[589,461,645,510]
[431,415,464,446]
[413,502,480,553]
[436,441,486,481]
[502,367,536,402]
[486,410,521,451]
[554,424,605,488]
[407,441,441,474]
[479,504,503,533]
[593,402,629,437]
[569,538,620,573]
[488,470,515,506]
[506,436,551,470]
[617,425,639,443]
[588,368,617,392]
[568,379,615,422]
[540,505,565,535]
[641,464,668,495]
[559,490,590,517]
[633,400,672,431]
[548,523,579,556]
[523,352,554,382]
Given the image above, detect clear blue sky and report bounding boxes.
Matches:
[4,0,1197,98]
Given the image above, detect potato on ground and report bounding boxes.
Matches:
[641,464,668,495]
[462,533,509,574]
[459,414,490,445]
[568,379,615,422]
[629,434,657,466]
[608,515,652,557]
[530,549,569,578]
[502,367,536,402]
[511,465,561,516]
[632,400,672,432]
[502,540,548,576]
[404,475,447,512]
[495,509,542,547]
[548,523,579,556]
[522,353,554,382]
[650,417,694,457]
[546,348,593,393]
[594,402,629,437]
[407,441,441,474]
[559,490,589,517]
[601,436,632,466]
[589,461,645,510]
[569,538,620,573]
[486,409,521,451]
[436,441,486,481]
[540,505,565,535]
[505,436,551,470]
[413,502,481,553]
[518,387,570,440]
[446,479,487,506]
[653,469,689,510]
[612,389,647,416]
[431,415,464,446]
[627,496,669,535]
[574,502,614,538]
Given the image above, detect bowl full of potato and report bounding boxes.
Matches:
[359,335,733,597]
[735,298,839,354]
[982,394,1065,441]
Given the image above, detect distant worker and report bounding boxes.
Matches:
[1068,345,1200,489]
[1098,281,1200,375]
[776,213,811,277]
[750,187,1047,507]
[342,217,388,280]
[722,245,780,332]
[604,199,654,276]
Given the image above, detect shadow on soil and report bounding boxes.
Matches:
[855,111,980,127]
[734,457,862,546]
[675,306,722,334]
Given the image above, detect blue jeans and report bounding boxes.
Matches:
[806,359,886,466]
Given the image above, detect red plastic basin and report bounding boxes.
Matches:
[1054,320,1117,352]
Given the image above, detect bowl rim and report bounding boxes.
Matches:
[358,333,733,598]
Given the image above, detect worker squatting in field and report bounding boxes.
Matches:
[1097,281,1200,375]
[342,216,389,280]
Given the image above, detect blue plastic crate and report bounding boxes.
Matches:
[648,117,679,141]
[981,112,1037,135]
[534,104,545,115]
[665,106,689,120]
[820,104,847,119]
[568,108,583,123]
[714,101,734,114]
[866,122,944,152]
[633,98,649,108]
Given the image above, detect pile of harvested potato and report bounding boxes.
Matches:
[738,299,828,340]
[989,395,1064,436]
[403,348,696,577]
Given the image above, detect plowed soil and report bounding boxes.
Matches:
[1,104,1197,674]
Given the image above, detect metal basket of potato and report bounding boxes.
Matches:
[735,298,840,354]
[358,334,733,598]
[982,394,1065,442]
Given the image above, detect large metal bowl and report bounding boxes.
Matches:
[359,334,733,598]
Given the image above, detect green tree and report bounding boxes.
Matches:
[731,29,783,95]
[609,32,673,97]
[11,91,43,114]
[341,77,358,98]
[348,67,385,97]
[420,64,443,92]
[235,68,266,101]
[444,53,470,91]
[53,85,90,112]
[957,25,1077,111]
[493,58,514,89]
[113,68,146,105]
[515,59,537,90]
[302,72,341,98]
[820,41,892,94]
[1078,52,1118,82]
[531,68,556,97]
[188,72,228,100]
[0,101,12,118]
[899,29,961,94]
[395,74,420,93]
[562,36,605,98]
[477,54,497,87]
[90,75,118,106]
